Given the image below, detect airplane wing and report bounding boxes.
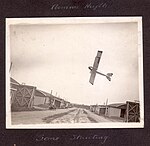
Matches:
[89,51,103,85]
[93,51,102,70]
[89,70,96,85]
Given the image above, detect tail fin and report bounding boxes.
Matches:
[106,73,113,81]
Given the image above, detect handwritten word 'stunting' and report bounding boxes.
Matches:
[70,135,108,144]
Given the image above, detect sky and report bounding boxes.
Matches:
[10,22,140,105]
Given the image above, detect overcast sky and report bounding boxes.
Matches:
[10,22,139,105]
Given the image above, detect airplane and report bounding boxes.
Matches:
[88,50,113,85]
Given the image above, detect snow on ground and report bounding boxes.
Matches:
[84,109,124,122]
[84,109,112,122]
[48,109,79,124]
[11,108,76,125]
[11,108,123,125]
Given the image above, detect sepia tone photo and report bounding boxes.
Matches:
[6,17,144,128]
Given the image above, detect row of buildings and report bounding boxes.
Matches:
[90,101,140,122]
[10,77,71,111]
[10,77,140,122]
[90,103,126,118]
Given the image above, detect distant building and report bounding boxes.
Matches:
[90,101,139,122]
[95,105,106,115]
[106,103,126,118]
[34,90,63,109]
[90,103,126,118]
[90,105,97,112]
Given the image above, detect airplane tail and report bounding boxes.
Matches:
[106,73,113,81]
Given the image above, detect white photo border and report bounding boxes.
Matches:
[6,17,144,129]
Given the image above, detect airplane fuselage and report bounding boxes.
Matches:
[88,66,107,77]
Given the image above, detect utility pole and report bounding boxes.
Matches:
[105,98,108,117]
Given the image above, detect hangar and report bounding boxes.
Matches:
[10,77,67,111]
[106,103,126,118]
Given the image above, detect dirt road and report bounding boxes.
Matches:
[11,108,118,125]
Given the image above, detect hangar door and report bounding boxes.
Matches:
[12,85,36,108]
[126,101,140,122]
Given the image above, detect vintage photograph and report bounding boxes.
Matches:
[6,17,144,128]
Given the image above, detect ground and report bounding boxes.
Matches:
[11,108,124,125]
